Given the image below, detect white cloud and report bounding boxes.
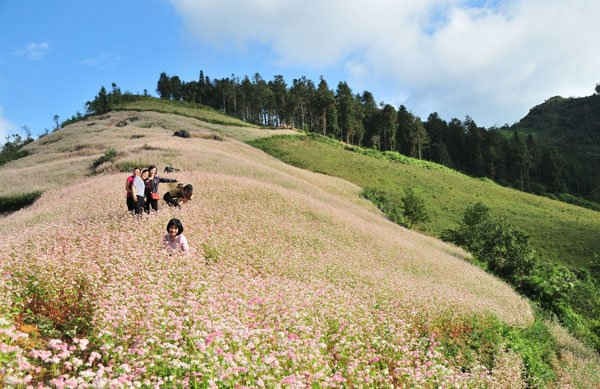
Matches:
[170,0,600,126]
[0,106,14,143]
[15,42,49,60]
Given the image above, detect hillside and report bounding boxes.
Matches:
[251,135,600,272]
[515,94,600,143]
[511,94,600,201]
[0,108,598,386]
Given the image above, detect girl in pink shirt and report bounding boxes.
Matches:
[163,218,189,253]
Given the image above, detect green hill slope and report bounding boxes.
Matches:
[250,134,600,272]
[115,97,254,128]
[250,133,600,354]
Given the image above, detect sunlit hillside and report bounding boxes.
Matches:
[0,110,597,386]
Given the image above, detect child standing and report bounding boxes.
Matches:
[163,218,189,253]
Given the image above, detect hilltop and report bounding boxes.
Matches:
[511,93,600,201]
[0,105,598,386]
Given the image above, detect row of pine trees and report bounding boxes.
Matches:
[154,71,572,195]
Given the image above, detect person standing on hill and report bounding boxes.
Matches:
[132,168,147,215]
[125,167,140,213]
[145,165,177,212]
[163,183,193,208]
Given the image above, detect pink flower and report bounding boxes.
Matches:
[281,375,297,385]
[205,330,223,345]
[50,377,66,389]
[331,372,346,383]
[87,351,102,365]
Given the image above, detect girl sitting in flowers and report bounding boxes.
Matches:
[163,218,189,253]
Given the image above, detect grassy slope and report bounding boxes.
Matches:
[4,109,582,386]
[115,97,254,127]
[0,109,294,197]
[249,134,600,271]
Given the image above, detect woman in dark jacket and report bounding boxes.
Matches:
[144,165,177,212]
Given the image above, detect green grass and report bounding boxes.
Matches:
[0,191,42,213]
[115,98,255,128]
[249,134,600,272]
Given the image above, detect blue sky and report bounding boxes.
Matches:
[0,0,345,139]
[1,1,599,140]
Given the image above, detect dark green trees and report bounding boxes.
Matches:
[85,86,110,115]
[336,82,363,144]
[314,78,336,135]
[149,69,591,204]
[157,72,171,99]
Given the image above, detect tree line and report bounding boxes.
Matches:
[151,70,575,199]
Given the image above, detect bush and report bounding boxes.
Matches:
[401,187,429,228]
[15,273,94,339]
[361,187,429,229]
[91,148,117,169]
[0,191,42,213]
[506,318,557,386]
[361,188,404,225]
[445,202,534,284]
[430,312,557,386]
[173,129,191,138]
[0,134,32,166]
[446,202,600,351]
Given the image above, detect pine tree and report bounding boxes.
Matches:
[170,76,183,101]
[424,112,448,162]
[361,91,378,147]
[411,117,429,160]
[336,82,360,143]
[157,72,171,99]
[540,149,566,192]
[464,116,485,176]
[507,132,531,190]
[289,77,315,131]
[379,104,397,151]
[110,82,122,105]
[269,75,288,127]
[86,86,110,114]
[314,77,335,135]
[396,105,414,155]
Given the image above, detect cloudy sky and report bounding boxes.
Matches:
[1,0,599,139]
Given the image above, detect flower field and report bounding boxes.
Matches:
[0,165,533,387]
[2,110,593,387]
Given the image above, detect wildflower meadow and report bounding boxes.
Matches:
[2,110,590,387]
[0,168,533,387]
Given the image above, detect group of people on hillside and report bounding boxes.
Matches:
[125,166,193,214]
[125,165,193,253]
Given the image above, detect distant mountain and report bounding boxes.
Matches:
[512,93,600,201]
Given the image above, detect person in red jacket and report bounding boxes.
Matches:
[125,167,140,213]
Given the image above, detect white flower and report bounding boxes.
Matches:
[79,338,90,351]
